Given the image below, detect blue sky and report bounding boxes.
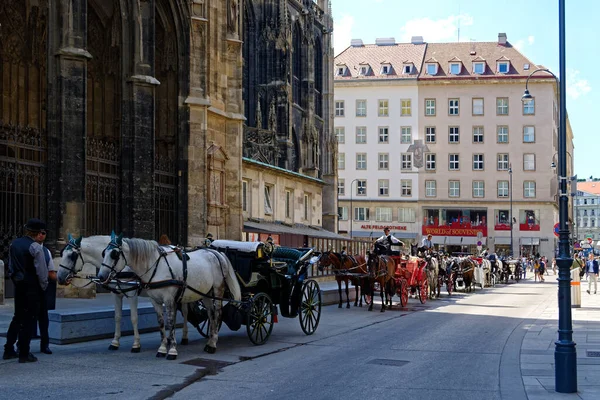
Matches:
[330,0,596,180]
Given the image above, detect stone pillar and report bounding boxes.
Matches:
[122,0,159,239]
[47,0,94,298]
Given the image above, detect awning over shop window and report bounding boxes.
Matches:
[431,236,486,245]
[350,231,417,239]
[494,237,512,245]
[520,237,540,246]
[243,221,348,240]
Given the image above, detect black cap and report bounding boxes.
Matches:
[25,218,46,232]
[206,233,213,239]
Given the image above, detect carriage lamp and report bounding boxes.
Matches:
[521,0,577,392]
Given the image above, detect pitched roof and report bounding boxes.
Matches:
[334,43,427,80]
[577,182,600,195]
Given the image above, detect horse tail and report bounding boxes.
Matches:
[222,255,242,302]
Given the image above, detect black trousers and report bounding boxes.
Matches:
[5,282,40,358]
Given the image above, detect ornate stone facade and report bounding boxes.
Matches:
[1,1,243,296]
[241,0,337,233]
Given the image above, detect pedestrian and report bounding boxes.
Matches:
[538,257,546,282]
[552,258,557,275]
[3,218,50,363]
[533,258,539,282]
[585,254,599,295]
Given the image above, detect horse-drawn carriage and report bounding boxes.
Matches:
[499,258,522,284]
[389,254,428,306]
[207,240,322,345]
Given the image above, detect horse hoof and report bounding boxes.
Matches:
[156,352,167,358]
[180,338,189,345]
[346,304,350,309]
[166,354,177,360]
[131,347,141,353]
[108,345,119,351]
[204,345,216,354]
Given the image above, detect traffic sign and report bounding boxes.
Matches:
[553,223,560,237]
[477,240,482,246]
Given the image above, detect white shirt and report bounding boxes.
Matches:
[421,237,433,248]
[376,234,403,247]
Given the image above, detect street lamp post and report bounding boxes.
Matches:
[509,164,513,257]
[522,0,577,392]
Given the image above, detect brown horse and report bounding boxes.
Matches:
[453,257,476,292]
[318,251,368,308]
[366,251,397,312]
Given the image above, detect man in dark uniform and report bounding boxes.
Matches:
[3,218,49,363]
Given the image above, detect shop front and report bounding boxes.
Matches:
[351,223,418,247]
[422,208,488,255]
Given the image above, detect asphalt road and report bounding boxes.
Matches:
[0,278,552,400]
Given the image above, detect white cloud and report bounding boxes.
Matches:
[334,14,354,55]
[399,14,473,43]
[566,69,591,100]
[514,39,525,51]
[528,35,535,45]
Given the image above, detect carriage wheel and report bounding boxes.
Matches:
[399,280,409,307]
[246,293,275,345]
[515,267,522,282]
[419,279,428,304]
[446,274,454,295]
[299,280,322,335]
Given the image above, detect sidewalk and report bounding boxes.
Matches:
[520,273,600,400]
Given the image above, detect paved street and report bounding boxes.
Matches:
[1,275,599,400]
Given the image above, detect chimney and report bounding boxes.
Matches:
[411,36,424,45]
[498,33,507,45]
[375,37,396,46]
[350,39,364,47]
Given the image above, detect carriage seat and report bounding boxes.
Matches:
[272,247,312,276]
[210,240,267,284]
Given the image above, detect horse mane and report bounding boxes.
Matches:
[124,238,159,269]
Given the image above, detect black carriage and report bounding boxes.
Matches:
[199,240,322,345]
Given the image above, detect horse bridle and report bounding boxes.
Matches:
[58,243,87,280]
[100,240,130,283]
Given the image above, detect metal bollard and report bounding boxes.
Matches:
[570,267,581,308]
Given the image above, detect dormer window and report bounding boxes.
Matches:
[403,64,412,74]
[381,64,391,75]
[426,63,437,75]
[497,61,509,73]
[359,64,370,76]
[449,63,461,75]
[337,66,345,76]
[473,62,485,74]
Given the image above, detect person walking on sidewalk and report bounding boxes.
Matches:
[3,219,49,363]
[586,254,599,295]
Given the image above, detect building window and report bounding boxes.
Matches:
[449,154,460,170]
[449,99,459,115]
[336,66,345,76]
[285,190,292,219]
[335,100,344,116]
[378,180,389,196]
[356,126,367,144]
[426,63,437,75]
[473,181,485,198]
[401,153,412,170]
[381,65,390,75]
[425,99,436,116]
[378,127,389,143]
[401,99,412,116]
[338,153,345,170]
[473,62,485,74]
[356,99,367,117]
[356,180,367,196]
[378,99,389,116]
[449,180,460,197]
[335,127,345,143]
[523,126,535,143]
[264,184,274,215]
[378,153,389,170]
[398,208,416,223]
[497,61,509,73]
[473,154,484,170]
[497,126,509,143]
[403,64,412,74]
[524,181,536,198]
[473,126,484,143]
[496,97,509,115]
[303,194,310,220]
[338,206,348,220]
[401,127,412,144]
[497,154,509,170]
[242,180,249,212]
[359,65,369,75]
[338,179,345,196]
[498,180,509,198]
[425,153,436,170]
[425,127,436,143]
[356,153,367,170]
[425,180,436,197]
[523,98,535,115]
[524,153,536,171]
[376,207,392,222]
[401,179,412,196]
[472,98,484,115]
[449,63,461,75]
[449,126,460,143]
[354,207,369,221]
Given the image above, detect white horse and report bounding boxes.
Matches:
[56,235,190,352]
[98,233,241,359]
[424,255,439,299]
